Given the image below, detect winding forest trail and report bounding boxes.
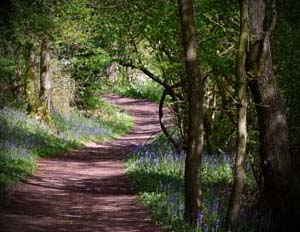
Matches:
[0,94,162,232]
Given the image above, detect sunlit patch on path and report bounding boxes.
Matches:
[0,94,162,232]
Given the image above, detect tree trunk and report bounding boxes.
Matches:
[203,112,216,155]
[25,43,38,114]
[247,0,293,230]
[39,37,51,122]
[178,0,204,224]
[106,62,118,81]
[227,0,249,230]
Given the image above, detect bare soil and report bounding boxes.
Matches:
[0,94,162,232]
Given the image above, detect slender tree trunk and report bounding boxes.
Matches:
[247,0,293,230]
[106,62,118,81]
[203,112,216,155]
[39,36,51,122]
[178,0,204,224]
[227,0,249,230]
[25,43,38,114]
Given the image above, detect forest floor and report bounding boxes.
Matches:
[0,94,162,232]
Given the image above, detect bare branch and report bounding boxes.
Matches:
[159,90,181,151]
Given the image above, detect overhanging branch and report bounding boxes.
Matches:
[159,90,181,151]
[119,61,184,101]
[119,61,166,87]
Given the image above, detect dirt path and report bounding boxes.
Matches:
[0,94,162,232]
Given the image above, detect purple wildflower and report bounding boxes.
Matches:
[168,195,177,202]
[197,212,204,228]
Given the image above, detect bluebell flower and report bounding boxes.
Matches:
[168,195,177,202]
[213,201,220,212]
[214,219,221,231]
[152,158,159,165]
[136,157,145,165]
[203,224,208,232]
[197,212,204,228]
[179,203,184,214]
[159,180,164,190]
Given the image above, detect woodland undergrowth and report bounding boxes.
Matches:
[126,134,259,232]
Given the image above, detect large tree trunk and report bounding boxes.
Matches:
[39,37,51,122]
[25,43,38,114]
[178,0,204,224]
[247,0,293,230]
[227,0,249,230]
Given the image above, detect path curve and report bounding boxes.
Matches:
[0,94,162,232]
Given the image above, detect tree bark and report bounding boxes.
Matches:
[106,62,118,81]
[227,0,249,230]
[39,36,51,122]
[178,0,204,224]
[247,0,293,230]
[25,43,38,114]
[203,112,216,155]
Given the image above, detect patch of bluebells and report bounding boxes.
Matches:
[155,179,224,231]
[0,108,50,159]
[0,108,44,189]
[0,104,131,190]
[132,141,186,167]
[51,111,108,141]
[0,108,109,161]
[129,135,257,231]
[0,141,30,158]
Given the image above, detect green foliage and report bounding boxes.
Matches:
[0,57,26,108]
[96,0,239,153]
[97,0,184,95]
[0,107,70,190]
[69,46,110,109]
[273,3,300,145]
[196,0,239,74]
[0,151,36,190]
[112,78,163,103]
[92,99,134,137]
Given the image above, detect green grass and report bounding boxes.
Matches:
[90,98,133,138]
[126,134,257,231]
[112,78,163,103]
[0,99,133,191]
[0,151,36,190]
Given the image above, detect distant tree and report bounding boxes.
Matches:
[38,36,51,122]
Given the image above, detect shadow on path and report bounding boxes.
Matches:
[0,94,162,232]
